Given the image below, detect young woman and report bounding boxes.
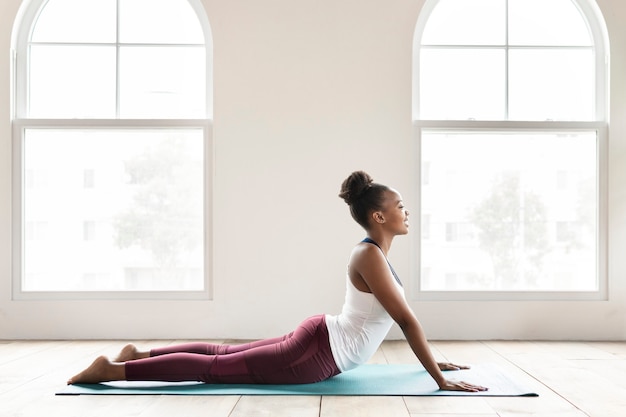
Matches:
[68,171,487,393]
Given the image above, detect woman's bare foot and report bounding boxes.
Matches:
[114,344,149,362]
[67,356,125,385]
[114,344,137,362]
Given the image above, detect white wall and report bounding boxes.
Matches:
[0,0,624,340]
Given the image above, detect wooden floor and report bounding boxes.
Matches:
[2,339,625,417]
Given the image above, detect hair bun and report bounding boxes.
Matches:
[339,171,374,205]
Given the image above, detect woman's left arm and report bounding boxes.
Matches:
[400,316,486,391]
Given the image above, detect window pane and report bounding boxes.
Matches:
[119,46,206,118]
[29,45,116,118]
[509,0,593,46]
[23,129,205,292]
[509,48,594,121]
[421,0,505,45]
[419,49,505,120]
[421,131,597,291]
[31,0,116,43]
[119,0,205,44]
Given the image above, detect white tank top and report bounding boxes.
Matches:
[325,276,405,372]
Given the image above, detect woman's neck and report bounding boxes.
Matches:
[366,233,393,255]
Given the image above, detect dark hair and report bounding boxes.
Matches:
[339,171,390,229]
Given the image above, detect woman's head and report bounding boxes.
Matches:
[339,171,391,229]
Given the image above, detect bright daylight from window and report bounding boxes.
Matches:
[23,129,205,291]
[18,0,208,292]
[420,131,597,292]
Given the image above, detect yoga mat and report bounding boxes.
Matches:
[57,363,537,397]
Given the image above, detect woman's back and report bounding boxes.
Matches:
[325,273,404,371]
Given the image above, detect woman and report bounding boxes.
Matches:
[68,171,487,392]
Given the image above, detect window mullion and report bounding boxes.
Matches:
[504,0,509,120]
[115,0,121,119]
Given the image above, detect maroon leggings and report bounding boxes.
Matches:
[125,315,341,384]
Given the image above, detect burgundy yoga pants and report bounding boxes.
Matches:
[125,315,341,384]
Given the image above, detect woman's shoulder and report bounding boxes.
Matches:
[349,241,385,268]
[351,240,378,255]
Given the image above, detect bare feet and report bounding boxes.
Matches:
[114,344,149,362]
[67,356,125,385]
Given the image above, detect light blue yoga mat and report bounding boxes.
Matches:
[58,363,537,397]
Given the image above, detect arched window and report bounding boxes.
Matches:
[12,0,213,298]
[413,0,608,299]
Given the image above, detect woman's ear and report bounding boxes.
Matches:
[372,211,385,224]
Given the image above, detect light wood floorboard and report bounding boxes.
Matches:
[0,340,624,417]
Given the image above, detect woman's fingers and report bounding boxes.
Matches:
[438,362,471,371]
[439,379,488,392]
[457,381,488,392]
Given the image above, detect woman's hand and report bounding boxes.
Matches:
[436,362,488,392]
[437,362,470,371]
[438,379,488,392]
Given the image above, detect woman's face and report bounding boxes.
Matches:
[379,189,410,235]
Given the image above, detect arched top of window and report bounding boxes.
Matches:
[413,0,609,121]
[31,0,206,45]
[13,0,213,119]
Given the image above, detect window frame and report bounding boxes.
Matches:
[412,120,608,301]
[412,0,609,301]
[11,0,214,300]
[12,118,214,301]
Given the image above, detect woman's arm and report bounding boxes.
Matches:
[351,245,487,392]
